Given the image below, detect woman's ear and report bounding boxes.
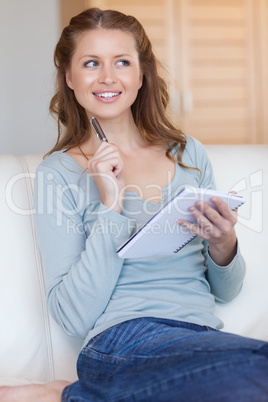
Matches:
[66,71,74,90]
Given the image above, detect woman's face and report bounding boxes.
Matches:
[66,29,143,121]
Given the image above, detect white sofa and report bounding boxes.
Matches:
[0,145,267,386]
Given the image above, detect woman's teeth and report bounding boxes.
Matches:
[95,92,120,99]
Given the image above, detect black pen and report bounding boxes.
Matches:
[90,117,108,142]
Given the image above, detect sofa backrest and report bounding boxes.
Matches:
[0,155,82,385]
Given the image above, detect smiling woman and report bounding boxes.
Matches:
[2,7,268,402]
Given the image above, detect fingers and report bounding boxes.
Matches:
[178,197,237,241]
[86,142,125,214]
[88,142,123,177]
[197,198,237,229]
[209,197,237,221]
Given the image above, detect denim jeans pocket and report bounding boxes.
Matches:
[81,344,127,364]
[81,326,127,366]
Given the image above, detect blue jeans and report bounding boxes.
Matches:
[62,317,268,401]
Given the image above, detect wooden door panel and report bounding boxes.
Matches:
[174,0,256,143]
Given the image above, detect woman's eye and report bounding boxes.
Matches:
[84,60,98,67]
[117,60,130,66]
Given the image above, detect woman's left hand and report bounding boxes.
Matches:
[178,197,238,266]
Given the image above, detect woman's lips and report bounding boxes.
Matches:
[93,91,122,103]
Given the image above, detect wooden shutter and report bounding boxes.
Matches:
[174,0,258,144]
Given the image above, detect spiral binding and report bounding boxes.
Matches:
[173,234,197,253]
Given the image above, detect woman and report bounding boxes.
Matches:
[1,8,267,402]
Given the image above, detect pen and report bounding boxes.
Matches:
[90,117,108,142]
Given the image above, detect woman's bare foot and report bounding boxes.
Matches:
[0,380,70,402]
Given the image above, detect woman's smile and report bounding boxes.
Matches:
[93,90,122,103]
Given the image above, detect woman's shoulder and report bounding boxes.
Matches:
[35,150,87,189]
[180,135,209,167]
[37,150,82,174]
[37,151,61,169]
[184,135,207,154]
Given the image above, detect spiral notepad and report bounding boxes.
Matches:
[117,187,245,259]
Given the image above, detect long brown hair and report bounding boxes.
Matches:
[48,8,187,166]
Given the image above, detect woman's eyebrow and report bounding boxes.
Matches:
[114,54,132,58]
[79,54,99,61]
[79,53,133,61]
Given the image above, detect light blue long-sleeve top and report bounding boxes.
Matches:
[34,136,246,345]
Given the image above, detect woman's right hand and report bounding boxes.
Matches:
[87,142,125,214]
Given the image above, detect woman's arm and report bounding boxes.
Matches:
[34,162,132,339]
[203,240,246,302]
[179,137,246,301]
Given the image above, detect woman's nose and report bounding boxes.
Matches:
[98,65,117,85]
